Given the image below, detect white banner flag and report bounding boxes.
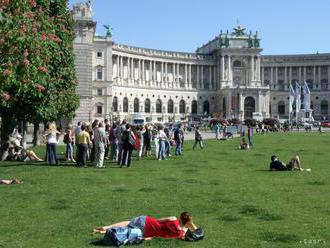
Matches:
[303,81,311,111]
[289,83,295,113]
[295,82,301,113]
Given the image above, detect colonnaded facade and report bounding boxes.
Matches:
[72,2,330,123]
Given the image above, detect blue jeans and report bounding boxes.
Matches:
[66,143,74,160]
[110,143,117,160]
[158,140,166,160]
[129,216,146,235]
[175,142,182,155]
[46,143,58,165]
[117,143,123,165]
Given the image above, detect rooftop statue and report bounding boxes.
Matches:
[103,25,113,38]
[233,25,246,36]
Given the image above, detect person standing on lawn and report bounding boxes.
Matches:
[93,122,107,168]
[76,124,91,167]
[192,127,204,150]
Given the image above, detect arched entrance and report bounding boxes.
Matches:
[203,100,210,115]
[244,96,255,119]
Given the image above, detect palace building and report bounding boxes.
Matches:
[72,2,330,123]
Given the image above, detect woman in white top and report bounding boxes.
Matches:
[44,122,60,165]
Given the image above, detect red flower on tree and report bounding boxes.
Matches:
[2,92,11,101]
[38,66,48,73]
[2,69,12,76]
[35,84,46,92]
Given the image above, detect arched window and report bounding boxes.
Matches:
[244,96,255,119]
[191,100,197,114]
[233,60,243,67]
[167,99,174,114]
[144,99,150,113]
[156,99,162,113]
[133,98,139,113]
[203,100,210,114]
[112,96,118,112]
[123,97,128,113]
[179,100,185,114]
[321,100,328,115]
[278,101,285,115]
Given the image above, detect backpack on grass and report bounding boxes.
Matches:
[102,226,143,246]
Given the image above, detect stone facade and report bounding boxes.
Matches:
[72,2,330,123]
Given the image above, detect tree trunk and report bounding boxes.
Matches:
[32,122,40,146]
[0,111,15,158]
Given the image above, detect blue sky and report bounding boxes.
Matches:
[69,0,330,55]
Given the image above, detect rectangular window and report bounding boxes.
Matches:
[97,51,103,58]
[97,106,102,114]
[97,68,103,80]
[97,88,103,96]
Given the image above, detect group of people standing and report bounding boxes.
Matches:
[51,119,189,168]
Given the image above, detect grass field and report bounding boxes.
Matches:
[0,132,329,248]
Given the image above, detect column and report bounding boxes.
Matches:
[275,67,278,90]
[303,66,306,82]
[313,66,316,85]
[284,67,287,87]
[188,64,192,89]
[228,55,232,83]
[328,66,330,88]
[127,57,130,83]
[201,65,204,89]
[172,63,175,88]
[257,56,261,81]
[298,67,302,83]
[149,60,152,85]
[213,66,216,89]
[153,61,157,86]
[221,56,225,80]
[184,64,188,89]
[161,61,164,88]
[165,62,168,88]
[141,59,145,86]
[209,66,212,90]
[176,63,180,88]
[289,67,292,85]
[131,58,134,84]
[318,66,321,85]
[196,65,200,89]
[120,56,123,83]
[261,67,264,85]
[270,67,273,86]
[116,55,119,79]
[138,59,141,85]
[251,56,254,81]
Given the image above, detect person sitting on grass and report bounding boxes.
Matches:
[239,138,249,150]
[1,138,43,162]
[0,178,23,185]
[93,212,199,240]
[269,155,311,171]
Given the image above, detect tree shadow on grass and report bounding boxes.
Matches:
[307,180,325,186]
[240,205,283,221]
[217,215,241,222]
[49,199,71,210]
[260,231,299,243]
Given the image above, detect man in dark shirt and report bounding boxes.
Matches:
[269,155,310,171]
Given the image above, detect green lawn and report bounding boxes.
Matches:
[0,133,329,248]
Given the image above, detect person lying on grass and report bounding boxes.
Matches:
[93,212,198,240]
[269,155,311,171]
[0,178,23,185]
[239,138,249,150]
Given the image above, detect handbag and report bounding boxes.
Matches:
[185,228,204,241]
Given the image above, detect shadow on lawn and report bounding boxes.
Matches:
[260,231,299,243]
[240,205,283,221]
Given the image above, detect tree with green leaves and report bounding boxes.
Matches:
[0,0,79,152]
